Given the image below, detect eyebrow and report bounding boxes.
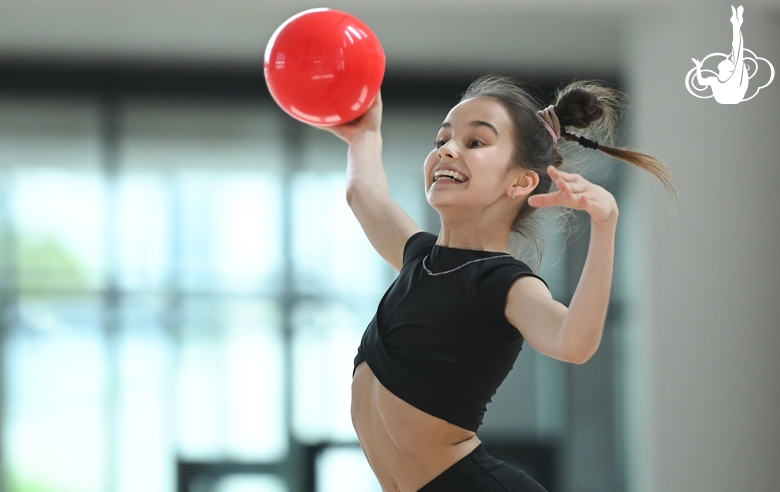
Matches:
[439,120,499,135]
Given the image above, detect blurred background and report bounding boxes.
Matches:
[0,1,778,491]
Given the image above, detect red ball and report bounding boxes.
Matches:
[264,9,386,126]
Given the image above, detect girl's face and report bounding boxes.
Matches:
[424,96,521,212]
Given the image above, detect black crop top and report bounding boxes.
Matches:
[353,231,547,432]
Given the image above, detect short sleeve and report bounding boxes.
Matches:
[480,262,548,295]
[474,262,549,331]
[402,231,437,266]
[507,268,548,291]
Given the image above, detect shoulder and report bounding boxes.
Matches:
[497,260,552,311]
[472,259,549,326]
[402,231,437,266]
[476,258,548,295]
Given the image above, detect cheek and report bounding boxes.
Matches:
[423,149,438,178]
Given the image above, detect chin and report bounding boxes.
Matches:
[426,189,470,212]
[425,192,441,210]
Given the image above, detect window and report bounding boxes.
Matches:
[0,68,622,492]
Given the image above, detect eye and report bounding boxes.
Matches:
[469,139,484,148]
[435,139,447,148]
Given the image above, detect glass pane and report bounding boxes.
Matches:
[5,296,105,492]
[116,174,172,291]
[120,101,285,295]
[316,447,381,492]
[0,98,105,292]
[292,301,370,443]
[11,170,106,292]
[120,101,285,175]
[178,172,282,294]
[291,171,387,301]
[177,298,286,461]
[117,295,175,492]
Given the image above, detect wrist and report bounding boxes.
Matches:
[349,129,382,146]
[591,209,618,232]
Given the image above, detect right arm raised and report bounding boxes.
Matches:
[320,93,422,271]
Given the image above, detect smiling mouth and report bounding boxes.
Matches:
[433,169,468,183]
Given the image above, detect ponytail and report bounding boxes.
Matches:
[553,80,677,196]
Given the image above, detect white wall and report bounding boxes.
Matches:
[623,4,780,492]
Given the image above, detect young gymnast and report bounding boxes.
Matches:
[322,75,672,492]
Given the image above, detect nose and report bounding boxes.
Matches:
[437,140,457,160]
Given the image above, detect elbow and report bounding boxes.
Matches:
[556,321,604,365]
[560,344,599,365]
[568,352,594,365]
[345,178,372,207]
[345,180,368,208]
[345,184,359,207]
[346,180,385,210]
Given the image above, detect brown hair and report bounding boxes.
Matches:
[461,74,675,264]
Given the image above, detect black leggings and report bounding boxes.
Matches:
[417,444,548,492]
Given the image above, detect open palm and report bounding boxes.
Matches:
[527,166,618,226]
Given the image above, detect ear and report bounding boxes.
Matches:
[510,170,539,200]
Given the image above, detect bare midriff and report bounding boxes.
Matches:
[351,361,481,492]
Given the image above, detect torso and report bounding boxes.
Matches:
[351,232,544,491]
[351,361,481,492]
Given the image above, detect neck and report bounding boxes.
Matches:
[435,209,514,252]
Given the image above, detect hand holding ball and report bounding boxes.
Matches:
[264,9,386,126]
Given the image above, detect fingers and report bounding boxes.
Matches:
[314,91,384,141]
[528,167,617,223]
[548,166,586,192]
[527,191,564,209]
[527,190,589,210]
[528,166,593,209]
[528,188,589,211]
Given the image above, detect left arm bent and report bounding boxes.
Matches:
[506,166,617,364]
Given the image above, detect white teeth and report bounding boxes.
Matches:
[433,169,467,183]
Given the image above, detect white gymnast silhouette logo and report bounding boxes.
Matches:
[685,5,774,104]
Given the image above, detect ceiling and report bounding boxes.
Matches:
[0,0,777,76]
[0,0,653,74]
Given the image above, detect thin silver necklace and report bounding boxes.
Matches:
[422,253,514,276]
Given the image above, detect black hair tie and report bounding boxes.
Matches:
[578,136,599,149]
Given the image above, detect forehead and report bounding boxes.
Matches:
[441,97,512,130]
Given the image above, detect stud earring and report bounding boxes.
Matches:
[511,191,515,201]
